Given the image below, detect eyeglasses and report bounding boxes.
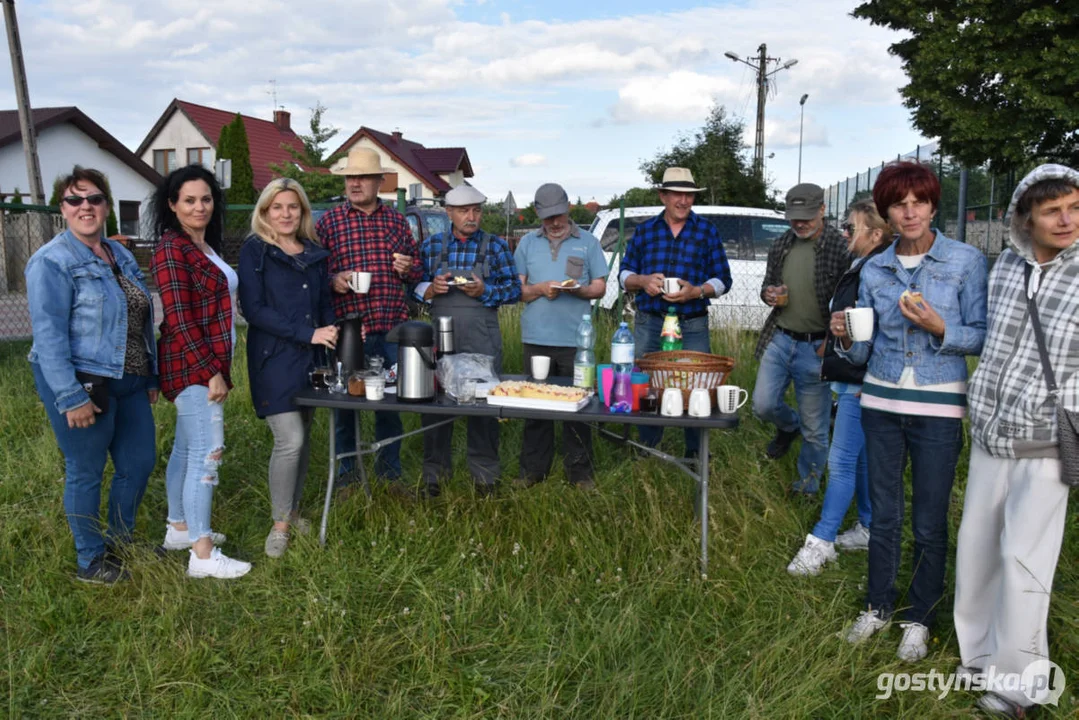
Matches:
[62,194,107,207]
[841,222,855,235]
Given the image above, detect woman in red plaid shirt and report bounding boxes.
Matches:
[150,165,251,580]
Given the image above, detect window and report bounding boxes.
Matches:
[119,201,140,237]
[406,215,421,244]
[187,147,211,168]
[702,215,789,261]
[599,217,647,252]
[153,149,176,175]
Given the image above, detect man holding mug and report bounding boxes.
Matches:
[317,147,423,492]
[752,183,850,495]
[620,167,732,458]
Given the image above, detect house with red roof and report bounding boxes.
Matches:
[135,99,309,191]
[331,127,473,201]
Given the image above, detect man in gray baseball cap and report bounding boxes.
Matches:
[752,181,851,495]
[513,183,608,490]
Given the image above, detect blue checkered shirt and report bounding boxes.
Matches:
[417,229,522,308]
[619,210,732,316]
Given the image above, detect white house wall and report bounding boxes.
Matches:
[139,111,215,173]
[0,123,157,231]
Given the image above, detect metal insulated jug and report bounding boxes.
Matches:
[435,315,455,357]
[386,321,436,402]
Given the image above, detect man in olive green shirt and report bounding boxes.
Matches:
[752,183,851,494]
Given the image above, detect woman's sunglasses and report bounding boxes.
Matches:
[62,194,107,207]
[841,222,855,235]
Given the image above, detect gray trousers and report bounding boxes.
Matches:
[264,409,314,522]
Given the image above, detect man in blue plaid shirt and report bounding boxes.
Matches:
[620,167,732,457]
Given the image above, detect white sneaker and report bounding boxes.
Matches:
[846,609,889,644]
[264,529,289,558]
[835,522,870,551]
[187,548,252,579]
[163,524,226,550]
[897,622,929,662]
[786,534,837,576]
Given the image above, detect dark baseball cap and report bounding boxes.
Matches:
[785,183,825,221]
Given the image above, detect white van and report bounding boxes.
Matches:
[589,206,790,329]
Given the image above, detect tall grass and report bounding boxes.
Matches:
[0,322,1075,718]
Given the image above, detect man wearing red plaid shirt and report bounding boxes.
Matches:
[316,148,423,489]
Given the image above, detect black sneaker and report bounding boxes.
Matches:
[76,555,130,585]
[765,428,800,459]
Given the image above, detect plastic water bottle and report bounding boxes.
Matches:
[573,314,596,390]
[610,321,634,413]
[660,306,683,351]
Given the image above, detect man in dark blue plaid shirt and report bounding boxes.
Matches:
[620,167,732,457]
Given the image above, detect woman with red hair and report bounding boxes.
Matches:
[834,161,987,662]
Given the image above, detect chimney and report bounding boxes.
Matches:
[392,128,402,142]
[273,109,291,131]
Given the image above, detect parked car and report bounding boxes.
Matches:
[590,205,789,330]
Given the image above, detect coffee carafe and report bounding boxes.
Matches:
[386,321,436,402]
[335,313,365,374]
[435,316,455,358]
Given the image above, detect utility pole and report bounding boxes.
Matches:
[3,0,46,205]
[724,44,798,178]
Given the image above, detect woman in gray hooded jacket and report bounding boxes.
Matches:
[954,163,1079,718]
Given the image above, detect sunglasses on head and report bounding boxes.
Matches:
[62,193,107,207]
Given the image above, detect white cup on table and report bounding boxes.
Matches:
[716,385,748,414]
[688,388,711,417]
[661,388,683,417]
[531,355,551,381]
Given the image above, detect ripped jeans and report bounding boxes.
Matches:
[165,384,225,540]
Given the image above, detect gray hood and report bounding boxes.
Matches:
[1006,163,1079,263]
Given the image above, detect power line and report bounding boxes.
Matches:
[723,43,798,178]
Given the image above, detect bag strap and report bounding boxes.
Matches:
[1025,263,1059,397]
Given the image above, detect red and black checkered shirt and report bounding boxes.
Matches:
[316,200,422,334]
[152,229,234,401]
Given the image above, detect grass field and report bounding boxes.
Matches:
[1,308,1076,718]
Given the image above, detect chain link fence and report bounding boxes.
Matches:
[825,142,1022,261]
[1,204,64,340]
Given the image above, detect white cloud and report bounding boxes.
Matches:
[510,154,547,167]
[756,117,829,149]
[608,71,742,124]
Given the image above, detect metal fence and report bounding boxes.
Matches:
[0,203,64,340]
[825,143,1022,258]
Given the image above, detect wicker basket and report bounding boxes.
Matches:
[637,350,736,409]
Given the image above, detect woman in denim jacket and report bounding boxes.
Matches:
[834,162,987,662]
[26,166,159,585]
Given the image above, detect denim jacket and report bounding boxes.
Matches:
[26,230,158,413]
[837,231,987,384]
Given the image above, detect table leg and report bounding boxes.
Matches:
[355,411,371,498]
[699,427,709,576]
[319,409,337,547]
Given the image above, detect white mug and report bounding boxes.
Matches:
[716,385,748,414]
[531,355,551,381]
[662,277,681,295]
[844,307,875,342]
[688,388,711,417]
[661,388,683,417]
[348,271,372,294]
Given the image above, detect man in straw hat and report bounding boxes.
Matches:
[414,184,521,497]
[620,167,732,458]
[752,182,849,495]
[316,147,422,493]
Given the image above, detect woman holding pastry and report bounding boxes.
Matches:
[834,161,987,662]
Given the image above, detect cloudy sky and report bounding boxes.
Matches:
[3,0,933,205]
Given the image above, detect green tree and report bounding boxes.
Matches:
[853,1,1079,171]
[639,105,771,207]
[271,102,347,203]
[217,114,256,203]
[606,187,660,208]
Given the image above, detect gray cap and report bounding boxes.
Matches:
[445,185,486,207]
[534,183,570,219]
[785,183,825,220]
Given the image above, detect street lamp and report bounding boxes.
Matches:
[798,93,809,183]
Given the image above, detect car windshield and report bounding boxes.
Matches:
[422,212,450,239]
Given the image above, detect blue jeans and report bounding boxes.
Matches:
[32,363,156,569]
[751,331,831,489]
[633,312,710,456]
[812,390,871,542]
[861,407,962,626]
[166,384,225,540]
[335,332,402,480]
